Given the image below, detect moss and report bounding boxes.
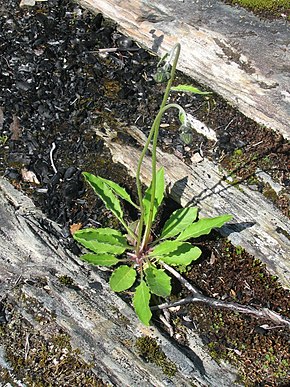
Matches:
[58,274,75,286]
[231,0,289,11]
[224,0,290,20]
[262,182,279,202]
[235,245,244,255]
[181,236,290,385]
[135,336,177,377]
[0,292,105,386]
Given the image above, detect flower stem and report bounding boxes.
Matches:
[135,43,181,252]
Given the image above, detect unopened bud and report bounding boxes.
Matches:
[153,67,171,83]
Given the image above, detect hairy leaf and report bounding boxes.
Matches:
[143,167,164,225]
[150,240,201,266]
[73,227,129,254]
[171,84,211,95]
[160,207,198,239]
[109,265,137,292]
[81,253,119,266]
[83,172,124,223]
[177,214,232,241]
[98,176,139,209]
[145,266,171,297]
[133,280,152,326]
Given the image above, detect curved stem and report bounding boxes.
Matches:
[141,103,185,249]
[135,43,181,252]
[135,43,181,251]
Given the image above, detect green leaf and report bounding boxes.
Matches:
[160,207,198,239]
[83,172,124,223]
[177,214,233,241]
[81,253,119,266]
[98,176,139,209]
[160,245,201,266]
[151,241,201,266]
[145,266,171,297]
[171,84,212,95]
[73,227,130,254]
[143,167,164,225]
[133,280,152,326]
[150,240,185,256]
[109,265,137,292]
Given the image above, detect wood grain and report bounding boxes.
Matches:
[78,0,290,140]
[93,124,290,289]
[0,178,239,386]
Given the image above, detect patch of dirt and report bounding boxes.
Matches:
[0,0,289,385]
[171,236,290,386]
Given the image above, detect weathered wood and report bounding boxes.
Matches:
[0,178,240,386]
[93,124,290,289]
[78,0,290,140]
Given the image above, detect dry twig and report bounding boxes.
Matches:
[154,262,290,329]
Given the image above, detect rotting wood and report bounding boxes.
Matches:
[93,124,290,289]
[78,0,290,140]
[0,178,240,387]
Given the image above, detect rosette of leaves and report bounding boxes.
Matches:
[73,171,232,326]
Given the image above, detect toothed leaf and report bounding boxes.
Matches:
[73,227,129,254]
[151,240,201,266]
[177,214,233,241]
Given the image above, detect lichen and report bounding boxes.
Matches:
[135,336,177,377]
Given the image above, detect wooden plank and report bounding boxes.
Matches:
[78,0,290,140]
[0,178,239,387]
[93,124,290,289]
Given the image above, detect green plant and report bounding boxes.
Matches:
[73,44,232,325]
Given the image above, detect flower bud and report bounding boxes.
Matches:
[153,67,171,83]
[179,123,193,145]
[180,130,193,145]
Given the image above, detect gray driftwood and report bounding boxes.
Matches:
[0,178,239,386]
[78,0,290,140]
[93,124,290,289]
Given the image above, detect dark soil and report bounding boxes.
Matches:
[0,0,289,386]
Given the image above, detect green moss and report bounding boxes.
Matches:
[231,0,289,11]
[135,336,177,377]
[262,183,278,202]
[225,0,290,20]
[235,245,244,255]
[58,274,75,286]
